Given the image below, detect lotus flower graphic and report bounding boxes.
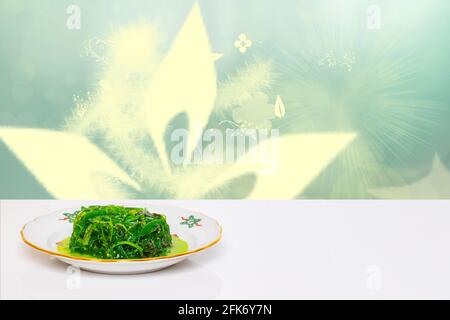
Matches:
[0,3,355,199]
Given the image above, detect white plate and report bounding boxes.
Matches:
[21,204,222,274]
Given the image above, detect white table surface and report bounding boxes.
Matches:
[1,200,450,300]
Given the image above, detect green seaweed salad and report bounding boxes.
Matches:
[66,205,177,259]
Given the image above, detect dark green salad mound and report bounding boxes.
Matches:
[69,205,172,259]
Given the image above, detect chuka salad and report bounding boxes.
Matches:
[68,205,173,259]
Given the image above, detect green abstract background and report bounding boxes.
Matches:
[0,0,449,199]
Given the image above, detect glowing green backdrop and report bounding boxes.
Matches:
[0,0,449,199]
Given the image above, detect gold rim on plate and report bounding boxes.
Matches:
[20,213,222,263]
